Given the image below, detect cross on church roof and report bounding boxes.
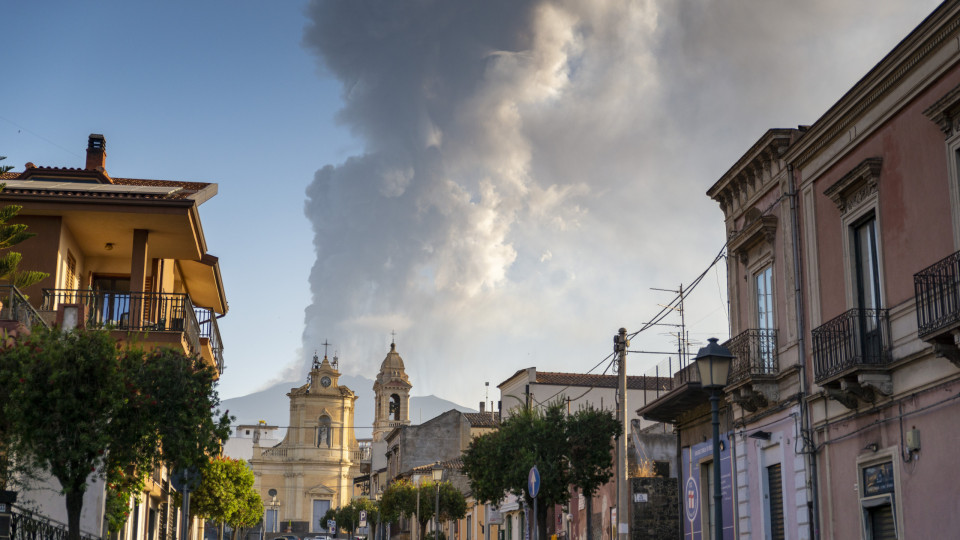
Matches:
[322,340,331,358]
[391,330,397,345]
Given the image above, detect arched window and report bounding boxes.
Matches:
[317,416,331,447]
[390,394,401,420]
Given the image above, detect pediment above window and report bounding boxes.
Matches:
[306,483,336,496]
[924,82,960,138]
[824,158,882,214]
[729,214,777,263]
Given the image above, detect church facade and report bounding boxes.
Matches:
[250,353,366,535]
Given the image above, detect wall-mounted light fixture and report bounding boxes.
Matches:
[749,430,772,441]
[864,443,879,453]
[104,242,115,251]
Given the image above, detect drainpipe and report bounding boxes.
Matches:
[787,162,820,540]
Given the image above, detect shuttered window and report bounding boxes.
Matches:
[867,503,896,539]
[766,464,785,540]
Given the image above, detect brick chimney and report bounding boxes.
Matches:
[479,401,485,413]
[85,134,106,170]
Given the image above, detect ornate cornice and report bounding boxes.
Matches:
[923,81,960,137]
[823,157,882,214]
[729,215,778,263]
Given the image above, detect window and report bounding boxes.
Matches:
[390,394,402,420]
[755,266,776,369]
[466,515,472,540]
[860,460,898,540]
[66,251,78,290]
[765,464,785,540]
[853,215,884,358]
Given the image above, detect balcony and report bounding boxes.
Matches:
[194,306,224,374]
[914,250,960,366]
[812,308,892,408]
[0,285,48,329]
[635,361,708,424]
[41,288,202,354]
[725,329,779,411]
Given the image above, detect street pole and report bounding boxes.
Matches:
[615,328,629,540]
[711,390,722,540]
[434,484,440,540]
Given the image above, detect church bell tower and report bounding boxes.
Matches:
[372,340,412,442]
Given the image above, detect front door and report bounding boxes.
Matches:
[313,500,331,532]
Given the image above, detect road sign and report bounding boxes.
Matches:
[528,466,541,498]
[359,510,367,528]
[328,519,337,531]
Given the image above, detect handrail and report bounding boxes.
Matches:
[726,328,779,385]
[812,308,891,383]
[0,285,48,328]
[40,289,201,354]
[194,306,224,373]
[11,506,102,540]
[914,250,960,337]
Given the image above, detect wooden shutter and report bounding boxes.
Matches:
[868,503,896,540]
[767,463,785,540]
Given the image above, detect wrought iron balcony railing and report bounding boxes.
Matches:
[10,507,101,540]
[194,306,224,373]
[0,285,48,329]
[812,308,891,384]
[726,328,778,385]
[41,289,201,354]
[914,250,960,338]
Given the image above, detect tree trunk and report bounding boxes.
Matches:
[584,496,592,540]
[219,521,225,540]
[536,500,547,540]
[66,489,84,540]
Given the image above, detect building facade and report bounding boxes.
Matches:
[785,2,960,537]
[0,134,229,540]
[250,353,367,537]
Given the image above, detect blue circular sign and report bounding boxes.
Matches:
[685,476,699,521]
[528,465,541,498]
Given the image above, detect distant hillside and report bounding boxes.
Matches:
[221,374,474,439]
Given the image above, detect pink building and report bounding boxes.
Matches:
[642,2,960,539]
[786,1,960,538]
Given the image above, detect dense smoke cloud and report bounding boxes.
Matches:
[298,0,938,401]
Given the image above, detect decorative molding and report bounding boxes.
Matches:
[823,157,882,214]
[793,13,960,167]
[728,215,778,261]
[923,82,960,137]
[857,373,893,397]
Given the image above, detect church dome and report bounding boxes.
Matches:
[380,342,405,371]
[377,342,410,385]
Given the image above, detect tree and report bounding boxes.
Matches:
[0,155,48,290]
[327,497,379,537]
[461,401,619,540]
[379,479,417,524]
[190,457,264,540]
[0,327,232,540]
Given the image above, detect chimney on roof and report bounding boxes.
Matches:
[479,402,485,413]
[86,134,106,171]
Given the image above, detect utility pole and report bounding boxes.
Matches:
[614,328,629,540]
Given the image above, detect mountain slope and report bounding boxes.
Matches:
[221,374,474,438]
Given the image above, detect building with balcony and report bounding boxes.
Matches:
[250,352,366,537]
[1,134,228,540]
[783,2,960,537]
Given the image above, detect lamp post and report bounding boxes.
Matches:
[432,463,444,540]
[695,337,733,540]
[414,474,422,540]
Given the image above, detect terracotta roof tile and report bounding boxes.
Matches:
[463,412,500,427]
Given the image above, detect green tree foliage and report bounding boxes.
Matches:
[190,457,264,540]
[326,497,380,536]
[0,327,232,540]
[379,478,466,539]
[461,401,618,540]
[0,155,48,289]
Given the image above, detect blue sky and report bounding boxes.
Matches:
[1,0,943,409]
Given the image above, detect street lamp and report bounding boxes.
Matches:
[695,337,733,540]
[432,463,444,540]
[414,474,422,540]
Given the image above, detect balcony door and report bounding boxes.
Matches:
[755,266,775,371]
[92,276,131,326]
[853,216,883,359]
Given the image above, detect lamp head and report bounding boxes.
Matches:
[695,337,734,388]
[431,462,443,482]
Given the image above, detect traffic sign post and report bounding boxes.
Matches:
[528,467,540,540]
[360,510,368,528]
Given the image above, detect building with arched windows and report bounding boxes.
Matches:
[250,353,368,536]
